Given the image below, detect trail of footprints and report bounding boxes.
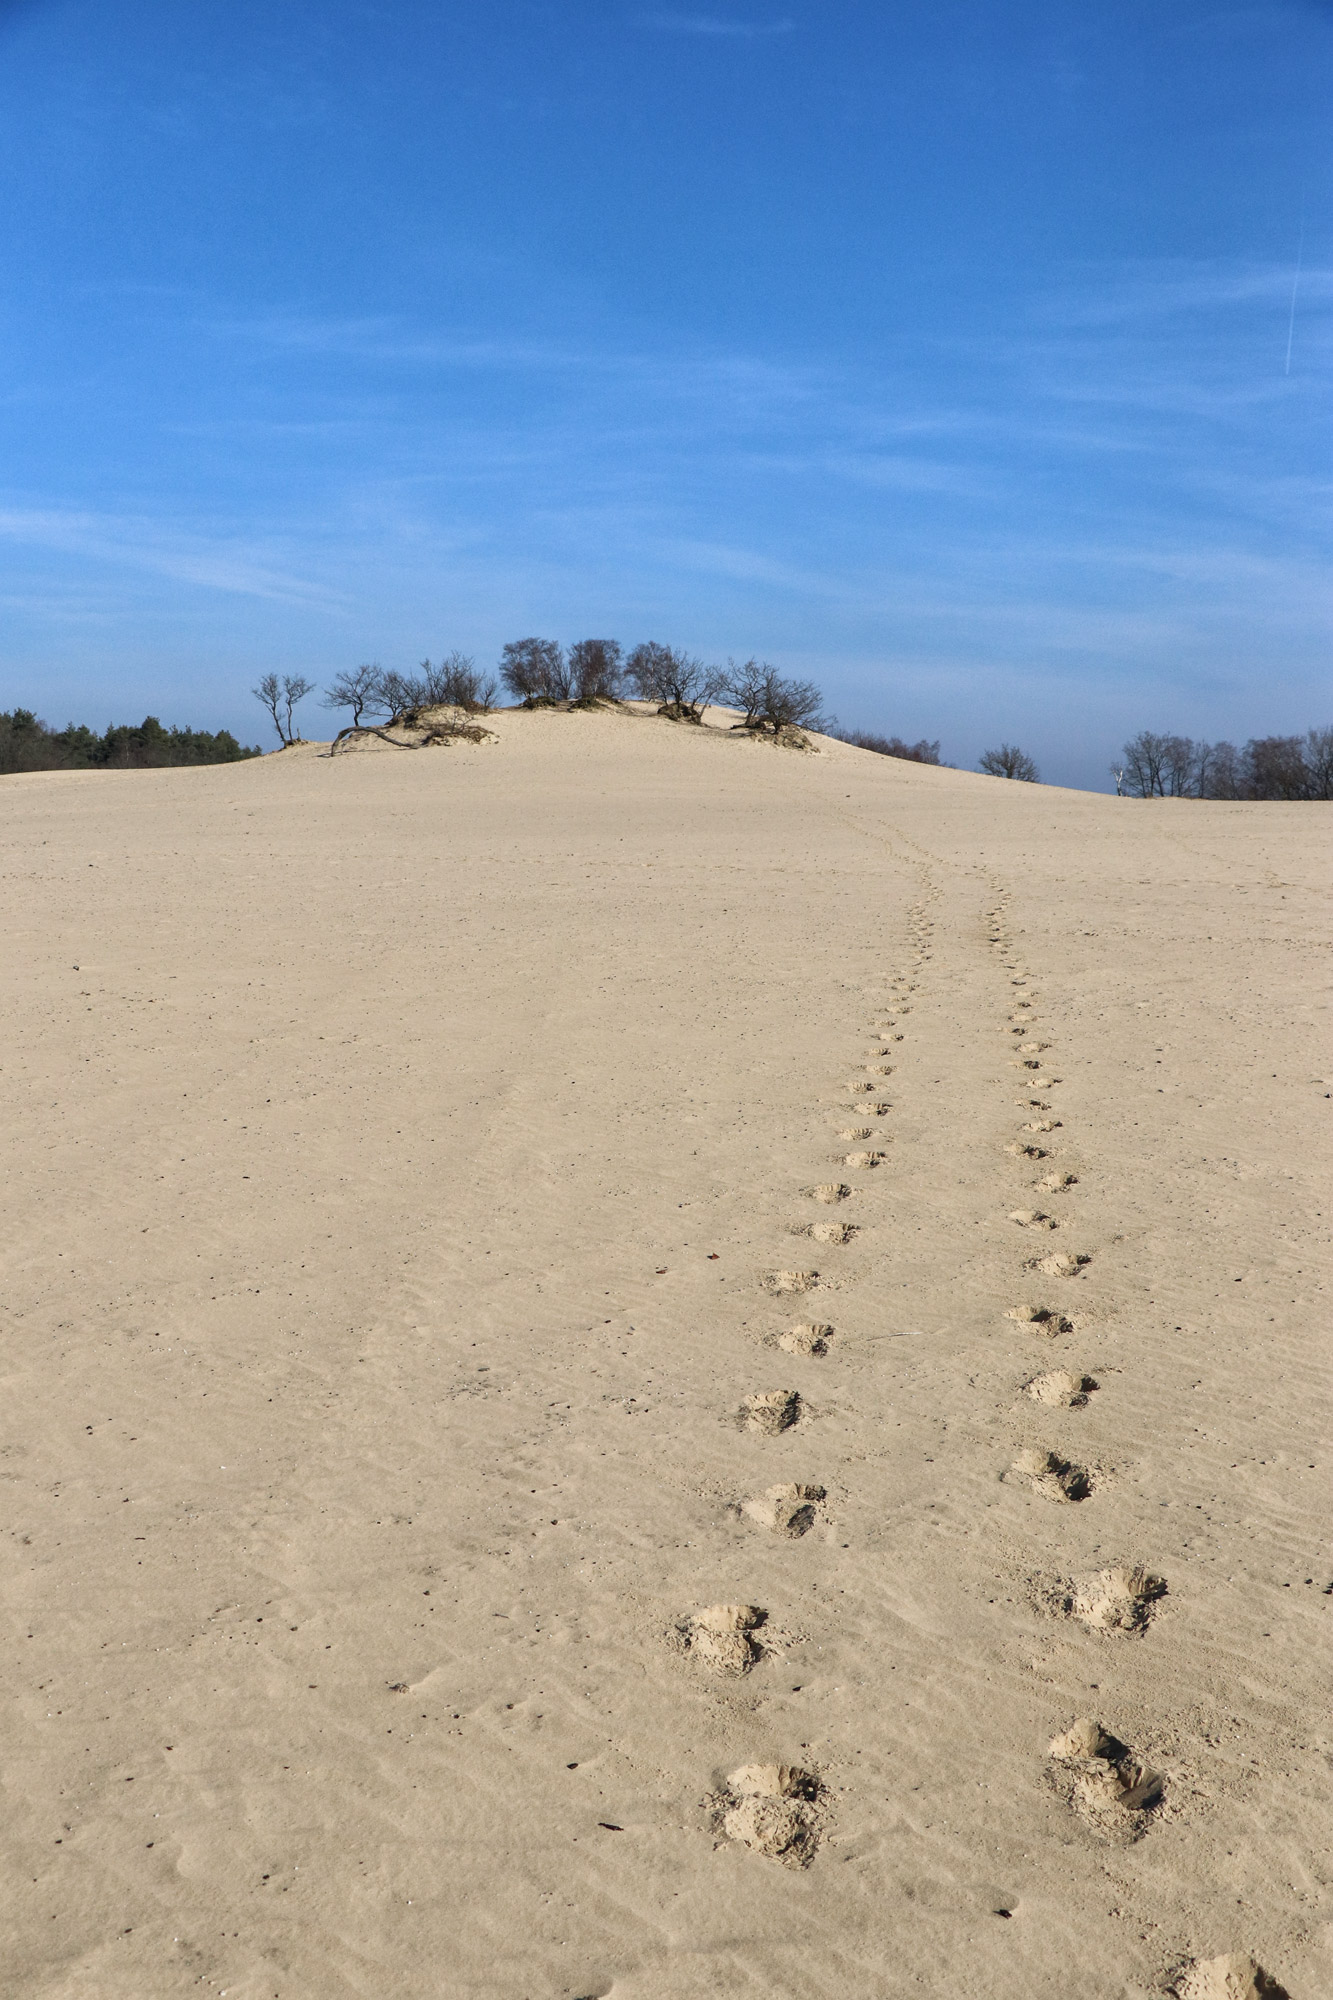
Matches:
[986,903,1164,1827]
[668,889,1286,1991]
[982,898,1284,1994]
[688,895,938,1867]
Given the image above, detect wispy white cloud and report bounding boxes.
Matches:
[639,12,795,38]
[0,507,342,606]
[1041,257,1332,329]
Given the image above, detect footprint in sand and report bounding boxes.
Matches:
[836,1125,875,1141]
[761,1269,819,1295]
[809,1220,856,1245]
[806,1183,852,1204]
[739,1389,802,1435]
[1026,1368,1097,1407]
[675,1603,767,1674]
[1171,1956,1290,1999]
[844,1079,877,1094]
[1010,1208,1057,1230]
[1036,1171,1078,1193]
[865,1061,895,1077]
[1034,1250,1090,1278]
[1006,1303,1075,1334]
[838,1150,884,1169]
[715,1763,826,1867]
[778,1322,835,1357]
[1041,1566,1167,1635]
[1024,1119,1062,1133]
[742,1483,826,1536]
[1012,1448,1094,1501]
[1006,1141,1048,1159]
[1046,1718,1165,1838]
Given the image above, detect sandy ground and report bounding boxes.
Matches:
[2,707,1331,2000]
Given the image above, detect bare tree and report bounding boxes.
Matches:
[1120,730,1171,797]
[722,657,767,729]
[978,743,1040,782]
[253,672,315,747]
[567,639,625,703]
[1244,734,1310,800]
[322,664,381,729]
[1162,734,1196,797]
[1189,739,1246,799]
[499,638,571,703]
[1191,739,1221,798]
[722,660,824,735]
[764,674,824,733]
[626,642,724,721]
[1304,725,1333,800]
[1201,740,1243,798]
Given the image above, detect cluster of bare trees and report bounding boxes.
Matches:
[833,728,942,765]
[494,637,825,732]
[319,654,499,735]
[248,639,829,746]
[496,637,624,706]
[1114,728,1333,800]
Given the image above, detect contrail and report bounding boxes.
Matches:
[1284,216,1305,376]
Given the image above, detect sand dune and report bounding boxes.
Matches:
[3,707,1330,1998]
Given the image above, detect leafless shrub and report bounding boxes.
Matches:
[626,642,725,722]
[253,672,315,746]
[979,743,1040,782]
[371,656,497,721]
[411,653,498,713]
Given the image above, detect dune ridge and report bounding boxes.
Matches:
[2,707,1329,1997]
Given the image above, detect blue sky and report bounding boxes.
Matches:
[0,0,1328,787]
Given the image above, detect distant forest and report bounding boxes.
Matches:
[0,709,262,775]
